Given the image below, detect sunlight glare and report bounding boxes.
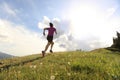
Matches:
[69,5,104,39]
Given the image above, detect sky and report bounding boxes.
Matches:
[0,0,120,56]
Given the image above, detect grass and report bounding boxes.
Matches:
[0,49,120,80]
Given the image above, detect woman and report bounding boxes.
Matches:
[42,22,57,57]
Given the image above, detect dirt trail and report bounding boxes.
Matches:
[0,56,42,72]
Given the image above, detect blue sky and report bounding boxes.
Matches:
[0,0,71,31]
[0,0,120,56]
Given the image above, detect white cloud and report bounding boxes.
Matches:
[107,8,116,17]
[1,11,120,56]
[38,16,50,29]
[0,19,65,56]
[1,2,17,16]
[1,0,120,57]
[38,15,118,52]
[38,16,64,39]
[38,16,61,29]
[57,2,120,51]
[38,16,69,51]
[53,18,60,25]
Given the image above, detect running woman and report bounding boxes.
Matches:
[42,22,57,57]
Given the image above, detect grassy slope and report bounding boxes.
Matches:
[0,49,120,80]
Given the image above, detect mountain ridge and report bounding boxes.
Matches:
[0,52,14,59]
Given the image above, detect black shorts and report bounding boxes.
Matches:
[47,35,53,42]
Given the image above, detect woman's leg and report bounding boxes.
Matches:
[44,42,51,52]
[50,42,54,53]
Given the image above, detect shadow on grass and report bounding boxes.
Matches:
[71,65,95,74]
[106,47,120,55]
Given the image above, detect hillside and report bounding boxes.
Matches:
[0,52,14,59]
[0,49,120,80]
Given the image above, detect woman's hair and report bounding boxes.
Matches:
[49,22,53,27]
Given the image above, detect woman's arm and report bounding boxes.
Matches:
[43,28,48,36]
[55,29,57,35]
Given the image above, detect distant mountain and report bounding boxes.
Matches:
[0,52,14,59]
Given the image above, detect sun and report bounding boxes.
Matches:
[69,5,100,39]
